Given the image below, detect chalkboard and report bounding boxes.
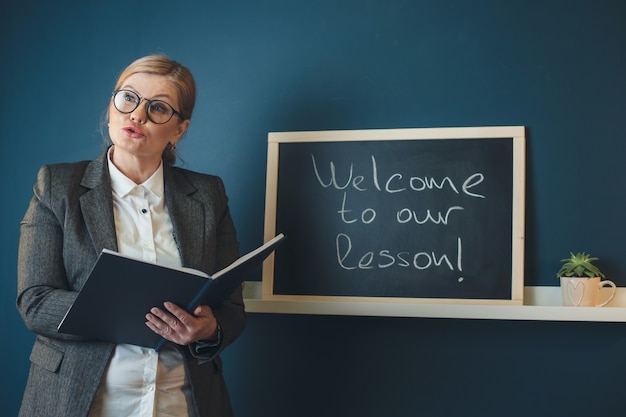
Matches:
[262,127,525,305]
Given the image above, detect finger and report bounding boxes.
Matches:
[163,302,193,325]
[148,306,182,331]
[145,319,171,335]
[193,304,214,318]
[145,310,184,343]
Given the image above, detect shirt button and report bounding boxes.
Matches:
[141,208,147,214]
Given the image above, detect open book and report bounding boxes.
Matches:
[58,233,285,349]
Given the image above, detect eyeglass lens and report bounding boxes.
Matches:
[113,90,175,124]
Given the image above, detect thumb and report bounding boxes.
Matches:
[193,304,213,318]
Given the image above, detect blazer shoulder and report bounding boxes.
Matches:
[34,160,92,195]
[35,150,108,191]
[31,155,108,211]
[170,166,222,182]
[168,166,227,194]
[37,160,91,180]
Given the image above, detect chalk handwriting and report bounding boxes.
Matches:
[396,206,464,225]
[309,152,478,283]
[311,154,485,198]
[338,192,464,225]
[336,233,463,274]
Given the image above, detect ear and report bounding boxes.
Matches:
[172,119,190,146]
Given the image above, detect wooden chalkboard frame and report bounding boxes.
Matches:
[262,126,526,306]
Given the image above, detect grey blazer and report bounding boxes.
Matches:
[17,149,247,417]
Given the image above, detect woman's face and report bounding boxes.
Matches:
[108,72,189,165]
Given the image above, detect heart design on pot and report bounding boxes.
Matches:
[567,280,585,306]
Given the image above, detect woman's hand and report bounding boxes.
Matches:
[145,302,218,345]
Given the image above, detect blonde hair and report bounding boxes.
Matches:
[109,55,197,165]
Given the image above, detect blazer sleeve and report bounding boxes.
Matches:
[200,175,246,355]
[17,164,84,340]
[166,168,247,356]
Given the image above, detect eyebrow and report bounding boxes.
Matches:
[119,84,174,101]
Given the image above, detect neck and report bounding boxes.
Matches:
[109,146,161,184]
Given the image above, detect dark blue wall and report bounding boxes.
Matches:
[2,1,625,416]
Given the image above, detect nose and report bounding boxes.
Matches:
[130,100,148,124]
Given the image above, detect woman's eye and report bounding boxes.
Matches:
[123,93,138,103]
[150,102,168,114]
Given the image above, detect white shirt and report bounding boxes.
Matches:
[88,149,191,417]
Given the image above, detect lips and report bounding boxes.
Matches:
[123,125,145,139]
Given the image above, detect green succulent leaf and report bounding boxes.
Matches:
[556,252,605,278]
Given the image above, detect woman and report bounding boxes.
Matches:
[17,55,247,417]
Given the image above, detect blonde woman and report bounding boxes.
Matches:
[17,55,246,417]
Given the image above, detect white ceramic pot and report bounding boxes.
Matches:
[560,276,616,307]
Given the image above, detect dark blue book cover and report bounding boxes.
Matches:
[58,233,285,349]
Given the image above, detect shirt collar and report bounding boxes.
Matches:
[107,147,165,199]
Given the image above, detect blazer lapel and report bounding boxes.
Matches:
[77,153,205,268]
[164,166,205,270]
[79,151,118,253]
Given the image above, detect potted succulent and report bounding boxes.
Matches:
[556,252,615,307]
[556,252,605,279]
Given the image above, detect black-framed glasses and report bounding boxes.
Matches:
[112,90,182,124]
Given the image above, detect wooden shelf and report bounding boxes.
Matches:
[242,283,626,322]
